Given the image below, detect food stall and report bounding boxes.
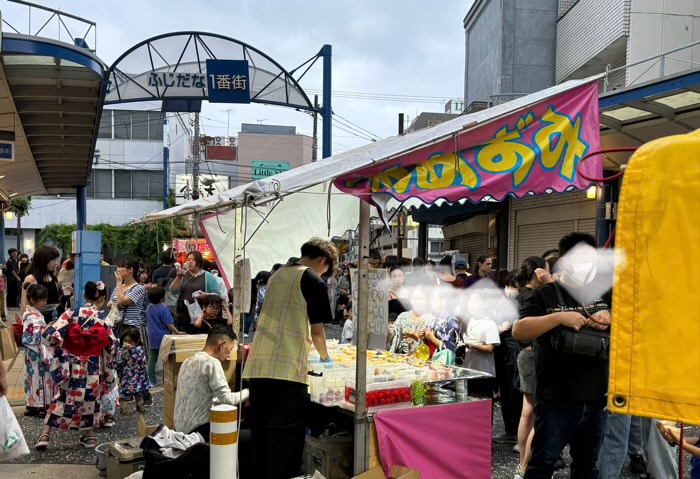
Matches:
[172,238,215,265]
[139,76,603,478]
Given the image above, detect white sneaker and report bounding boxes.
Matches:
[513,465,525,479]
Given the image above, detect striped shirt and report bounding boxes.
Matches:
[110,284,147,327]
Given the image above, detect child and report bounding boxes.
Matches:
[658,422,700,479]
[194,295,232,334]
[146,286,182,386]
[115,328,150,413]
[21,283,52,417]
[36,281,116,449]
[341,301,354,344]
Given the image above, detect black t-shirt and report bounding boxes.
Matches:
[519,281,611,403]
[152,265,176,287]
[298,268,333,325]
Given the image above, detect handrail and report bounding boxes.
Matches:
[606,39,700,75]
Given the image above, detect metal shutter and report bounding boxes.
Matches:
[452,233,487,265]
[576,218,596,234]
[515,221,575,267]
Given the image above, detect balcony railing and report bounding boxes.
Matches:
[1,0,97,52]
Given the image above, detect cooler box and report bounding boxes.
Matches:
[106,437,145,479]
[159,335,237,428]
[303,433,353,479]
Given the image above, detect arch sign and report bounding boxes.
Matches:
[105,32,326,115]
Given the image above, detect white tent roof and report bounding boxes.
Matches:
[139,76,600,224]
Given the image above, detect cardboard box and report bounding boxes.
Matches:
[137,415,159,437]
[352,465,420,479]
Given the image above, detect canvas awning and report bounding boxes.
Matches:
[139,75,603,224]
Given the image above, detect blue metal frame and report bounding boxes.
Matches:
[600,69,700,109]
[76,186,87,230]
[322,44,332,159]
[1,34,105,76]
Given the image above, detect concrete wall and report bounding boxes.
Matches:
[236,132,313,185]
[627,0,700,85]
[464,0,503,106]
[464,0,557,106]
[503,0,558,95]
[556,0,630,82]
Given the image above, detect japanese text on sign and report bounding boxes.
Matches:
[206,59,251,104]
[148,72,206,88]
[350,268,389,350]
[0,142,13,161]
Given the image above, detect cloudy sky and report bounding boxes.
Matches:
[3,0,473,154]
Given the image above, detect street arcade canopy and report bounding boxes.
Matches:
[609,129,700,426]
[142,75,603,224]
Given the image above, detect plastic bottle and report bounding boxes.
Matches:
[415,340,430,361]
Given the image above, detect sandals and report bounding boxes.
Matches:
[80,435,97,449]
[34,433,50,449]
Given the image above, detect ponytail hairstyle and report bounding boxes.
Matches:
[516,256,547,288]
[23,283,49,305]
[84,281,107,302]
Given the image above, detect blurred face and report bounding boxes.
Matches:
[479,258,493,275]
[390,269,404,288]
[123,337,135,346]
[118,265,134,281]
[410,290,427,316]
[430,293,444,316]
[32,297,48,310]
[48,257,59,272]
[466,293,487,319]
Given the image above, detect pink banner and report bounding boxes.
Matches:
[373,400,492,479]
[335,83,601,205]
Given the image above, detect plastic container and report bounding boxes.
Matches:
[95,442,110,476]
[303,433,353,479]
[344,379,412,412]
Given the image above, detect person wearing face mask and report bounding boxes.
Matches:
[492,272,524,447]
[243,238,337,479]
[512,232,612,479]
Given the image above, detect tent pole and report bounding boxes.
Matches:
[354,200,371,475]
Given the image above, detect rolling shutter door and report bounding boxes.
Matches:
[515,220,574,267]
[452,233,487,265]
[576,218,596,234]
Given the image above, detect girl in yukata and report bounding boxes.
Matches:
[115,327,150,413]
[35,281,116,450]
[22,283,52,417]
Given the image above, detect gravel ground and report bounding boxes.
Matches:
[9,324,694,478]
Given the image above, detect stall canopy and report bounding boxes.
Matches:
[609,129,700,426]
[140,75,603,225]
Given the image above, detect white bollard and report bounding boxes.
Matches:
[210,404,238,479]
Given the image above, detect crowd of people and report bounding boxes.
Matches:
[1,232,699,479]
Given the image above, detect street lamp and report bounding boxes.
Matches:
[4,211,13,221]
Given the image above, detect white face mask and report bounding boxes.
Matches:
[504,288,519,299]
[564,262,597,287]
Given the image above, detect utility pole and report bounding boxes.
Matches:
[312,95,319,162]
[397,113,405,260]
[192,112,200,201]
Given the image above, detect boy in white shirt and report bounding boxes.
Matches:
[460,290,500,398]
[341,302,354,344]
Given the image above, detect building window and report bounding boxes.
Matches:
[149,112,164,141]
[131,111,149,140]
[429,241,443,254]
[94,170,112,198]
[113,111,131,140]
[132,171,149,198]
[148,171,163,199]
[114,170,132,198]
[98,111,111,139]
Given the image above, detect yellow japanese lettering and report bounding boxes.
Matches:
[534,107,587,180]
[370,165,412,194]
[415,154,457,190]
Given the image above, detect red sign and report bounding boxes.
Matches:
[206,145,237,161]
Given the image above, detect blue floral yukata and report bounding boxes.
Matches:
[115,344,150,400]
[22,306,53,409]
[42,305,116,431]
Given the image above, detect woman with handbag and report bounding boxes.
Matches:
[107,258,147,340]
[169,251,222,333]
[35,281,117,449]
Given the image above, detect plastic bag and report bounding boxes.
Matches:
[184,300,202,325]
[432,348,456,366]
[0,396,29,461]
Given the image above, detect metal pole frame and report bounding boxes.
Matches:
[76,185,87,231]
[321,44,332,159]
[354,200,371,475]
[163,118,170,210]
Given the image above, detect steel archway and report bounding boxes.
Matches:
[105,31,316,111]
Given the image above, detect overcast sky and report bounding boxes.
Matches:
[2,0,473,154]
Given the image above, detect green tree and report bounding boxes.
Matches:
[11,197,31,252]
